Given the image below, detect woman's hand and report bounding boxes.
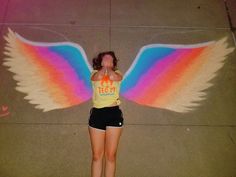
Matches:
[101,55,114,68]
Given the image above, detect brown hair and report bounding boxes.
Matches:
[92,51,118,70]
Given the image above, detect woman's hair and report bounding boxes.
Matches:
[92,51,118,70]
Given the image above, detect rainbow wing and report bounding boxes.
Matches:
[121,38,235,113]
[3,28,92,112]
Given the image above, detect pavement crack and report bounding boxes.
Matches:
[228,132,236,145]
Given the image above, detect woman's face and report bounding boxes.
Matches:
[101,54,114,68]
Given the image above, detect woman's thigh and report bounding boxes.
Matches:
[88,127,106,156]
[105,127,123,155]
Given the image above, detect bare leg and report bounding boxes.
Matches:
[105,127,123,177]
[88,126,106,177]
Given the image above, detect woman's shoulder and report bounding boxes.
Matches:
[91,69,100,76]
[90,70,99,81]
[91,69,98,74]
[114,69,122,75]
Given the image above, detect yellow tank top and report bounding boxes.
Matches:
[90,69,122,108]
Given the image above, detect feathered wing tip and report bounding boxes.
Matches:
[2,28,93,112]
[3,28,18,59]
[121,37,235,113]
[165,37,235,113]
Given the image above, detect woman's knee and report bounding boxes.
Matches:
[105,152,117,162]
[92,151,104,162]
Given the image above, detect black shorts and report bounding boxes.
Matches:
[88,106,124,131]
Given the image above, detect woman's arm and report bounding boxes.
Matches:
[91,67,123,81]
[107,68,123,81]
[91,68,106,81]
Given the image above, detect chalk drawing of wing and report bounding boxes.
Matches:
[3,28,92,112]
[121,37,235,113]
